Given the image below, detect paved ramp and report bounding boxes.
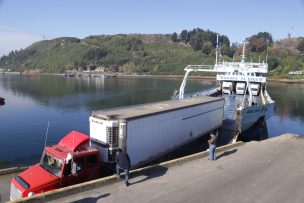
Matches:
[43,134,304,203]
[0,172,18,202]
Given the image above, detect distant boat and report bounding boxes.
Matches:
[64,73,76,77]
[0,97,5,105]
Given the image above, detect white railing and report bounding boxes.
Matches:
[184,63,268,74]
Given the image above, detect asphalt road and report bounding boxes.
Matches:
[46,134,304,203]
[0,172,17,202]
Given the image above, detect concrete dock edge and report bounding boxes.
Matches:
[10,141,245,203]
[0,167,28,176]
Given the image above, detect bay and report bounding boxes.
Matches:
[0,74,303,168]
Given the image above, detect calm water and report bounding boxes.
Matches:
[0,74,303,168]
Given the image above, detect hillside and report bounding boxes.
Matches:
[0,30,303,76]
[0,34,213,75]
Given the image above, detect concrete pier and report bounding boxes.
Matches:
[4,134,304,203]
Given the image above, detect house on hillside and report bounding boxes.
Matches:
[289,71,303,75]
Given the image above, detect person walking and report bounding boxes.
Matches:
[115,148,131,186]
[208,130,218,161]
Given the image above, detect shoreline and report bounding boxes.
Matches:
[2,71,304,84]
[118,74,304,84]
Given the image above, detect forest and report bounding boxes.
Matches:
[0,28,303,77]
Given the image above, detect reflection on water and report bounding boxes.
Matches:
[218,118,269,146]
[0,75,303,168]
[267,83,304,137]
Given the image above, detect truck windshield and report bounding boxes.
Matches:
[40,151,63,177]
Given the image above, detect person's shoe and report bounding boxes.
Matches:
[125,181,129,187]
[115,173,120,178]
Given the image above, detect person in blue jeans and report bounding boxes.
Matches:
[115,148,131,186]
[208,130,218,161]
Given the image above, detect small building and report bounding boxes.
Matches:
[288,71,303,75]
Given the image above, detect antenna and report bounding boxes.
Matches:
[288,26,295,39]
[73,131,75,151]
[44,121,50,148]
[266,40,269,63]
[241,41,247,62]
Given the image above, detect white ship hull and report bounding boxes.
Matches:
[237,102,275,132]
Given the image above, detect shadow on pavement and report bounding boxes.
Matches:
[130,165,168,186]
[216,149,238,160]
[70,193,110,203]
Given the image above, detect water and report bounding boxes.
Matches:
[0,74,303,168]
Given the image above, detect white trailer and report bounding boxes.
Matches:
[250,83,260,96]
[222,82,233,94]
[89,96,224,168]
[236,82,246,95]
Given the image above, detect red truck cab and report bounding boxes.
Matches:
[10,131,101,201]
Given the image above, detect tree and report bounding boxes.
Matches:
[202,41,213,54]
[171,32,178,42]
[219,35,230,47]
[297,39,304,52]
[180,30,189,43]
[189,34,202,51]
[221,45,236,58]
[267,57,279,70]
[248,32,273,52]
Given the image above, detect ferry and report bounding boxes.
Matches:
[173,38,275,138]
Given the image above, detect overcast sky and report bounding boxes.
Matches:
[0,0,303,56]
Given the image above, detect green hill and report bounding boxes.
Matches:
[0,34,213,74]
[0,29,303,76]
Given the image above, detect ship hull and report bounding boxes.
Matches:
[237,102,275,132]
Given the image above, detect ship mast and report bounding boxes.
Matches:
[241,41,246,63]
[215,34,219,67]
[240,41,253,107]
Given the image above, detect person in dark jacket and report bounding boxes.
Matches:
[115,148,131,186]
[208,130,218,161]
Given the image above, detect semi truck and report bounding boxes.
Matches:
[10,96,224,200]
[89,96,224,168]
[10,131,101,200]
